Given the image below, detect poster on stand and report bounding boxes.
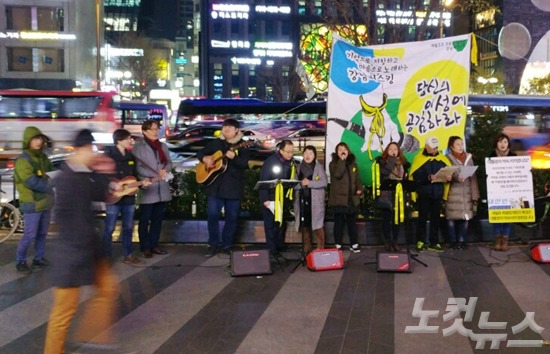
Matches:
[485,156,535,223]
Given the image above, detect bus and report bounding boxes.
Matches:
[174,98,326,139]
[0,90,119,151]
[117,101,169,139]
[467,94,550,151]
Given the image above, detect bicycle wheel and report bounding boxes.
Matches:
[0,203,20,243]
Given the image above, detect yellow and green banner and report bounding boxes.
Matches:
[326,33,476,185]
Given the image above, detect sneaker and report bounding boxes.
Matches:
[458,242,468,250]
[416,241,426,252]
[205,246,217,258]
[335,244,342,250]
[32,258,50,268]
[16,261,32,275]
[448,243,457,250]
[143,250,153,258]
[350,244,361,253]
[428,243,445,252]
[123,255,143,265]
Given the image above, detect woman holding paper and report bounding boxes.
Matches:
[445,136,479,250]
[489,133,517,252]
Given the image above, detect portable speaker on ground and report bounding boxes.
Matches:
[230,249,272,276]
[306,249,344,271]
[377,251,411,273]
[530,243,550,263]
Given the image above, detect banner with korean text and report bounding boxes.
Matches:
[485,156,535,223]
[326,34,476,185]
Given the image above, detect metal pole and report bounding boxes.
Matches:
[96,0,101,91]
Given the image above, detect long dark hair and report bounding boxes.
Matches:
[493,133,511,149]
[381,142,407,165]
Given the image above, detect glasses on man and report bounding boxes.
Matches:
[281,149,294,154]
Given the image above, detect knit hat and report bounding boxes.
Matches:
[73,129,95,147]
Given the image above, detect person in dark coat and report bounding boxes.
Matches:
[259,140,297,255]
[328,142,363,253]
[489,133,517,252]
[102,129,150,264]
[409,136,451,253]
[196,118,250,257]
[375,142,408,252]
[44,129,121,354]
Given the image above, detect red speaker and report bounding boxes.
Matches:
[231,249,272,276]
[377,251,411,273]
[306,249,344,271]
[531,243,550,263]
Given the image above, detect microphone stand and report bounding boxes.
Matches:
[291,184,308,273]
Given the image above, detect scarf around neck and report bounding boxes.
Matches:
[144,136,167,165]
[451,150,467,164]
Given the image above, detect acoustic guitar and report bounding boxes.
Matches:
[195,141,254,185]
[107,172,174,204]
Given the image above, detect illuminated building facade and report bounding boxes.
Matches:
[200,1,296,99]
[0,0,99,90]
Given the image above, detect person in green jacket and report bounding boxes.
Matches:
[14,126,54,275]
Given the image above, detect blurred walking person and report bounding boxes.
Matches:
[44,129,121,354]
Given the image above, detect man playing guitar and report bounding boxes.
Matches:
[102,129,151,264]
[197,119,250,257]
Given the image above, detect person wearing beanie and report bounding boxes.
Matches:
[14,126,55,275]
[197,118,250,257]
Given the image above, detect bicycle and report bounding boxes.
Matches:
[0,189,22,243]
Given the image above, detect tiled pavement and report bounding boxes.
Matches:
[1,239,550,354]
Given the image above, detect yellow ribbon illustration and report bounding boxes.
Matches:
[360,94,387,160]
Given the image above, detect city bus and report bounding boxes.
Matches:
[117,101,169,139]
[174,98,326,139]
[0,90,119,151]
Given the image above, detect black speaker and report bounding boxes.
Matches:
[377,251,411,273]
[306,249,344,271]
[531,243,550,263]
[231,249,272,276]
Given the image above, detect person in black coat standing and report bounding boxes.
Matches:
[197,119,250,257]
[259,140,296,255]
[44,130,121,354]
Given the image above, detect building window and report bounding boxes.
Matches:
[7,47,64,73]
[5,6,32,30]
[37,7,64,31]
[6,6,64,31]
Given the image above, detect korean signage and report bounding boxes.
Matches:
[485,155,535,223]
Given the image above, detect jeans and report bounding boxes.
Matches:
[207,196,240,250]
[333,211,358,246]
[493,223,511,237]
[16,210,51,263]
[416,196,442,245]
[447,219,468,243]
[103,204,135,257]
[138,202,166,252]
